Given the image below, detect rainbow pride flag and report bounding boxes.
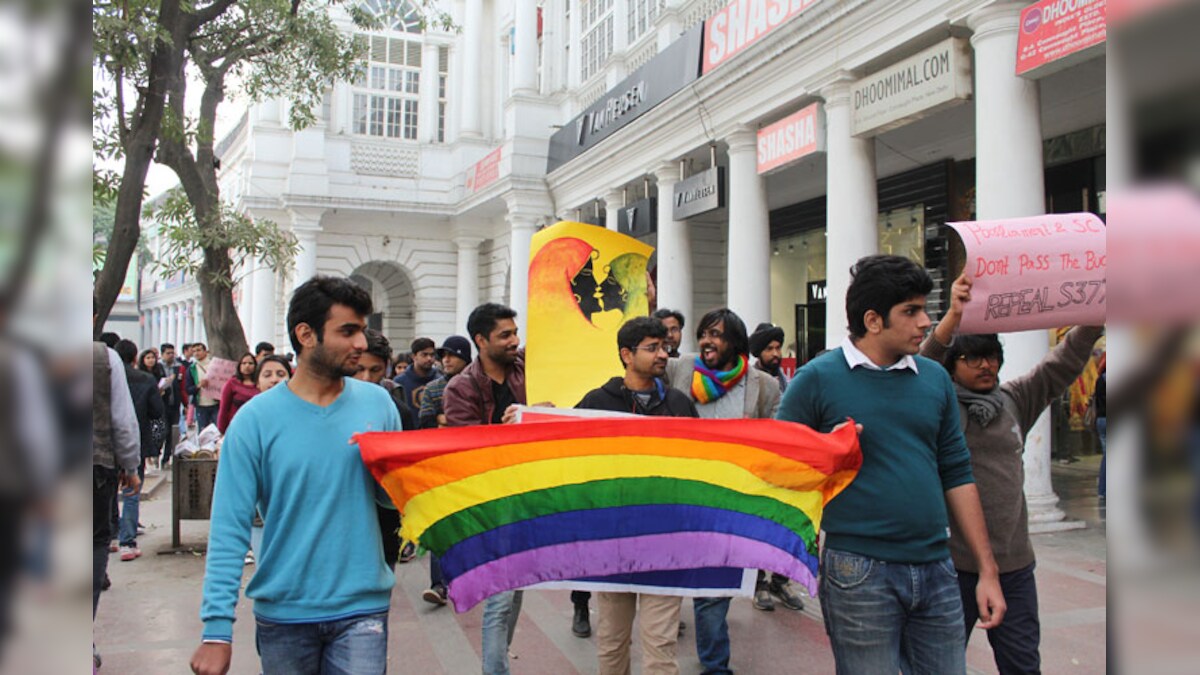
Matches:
[358,417,861,612]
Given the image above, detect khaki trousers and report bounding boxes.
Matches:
[596,592,682,675]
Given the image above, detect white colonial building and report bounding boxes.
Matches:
[140,0,1106,527]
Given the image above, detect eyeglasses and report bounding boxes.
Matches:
[959,354,1001,368]
[665,326,682,335]
[700,329,724,340]
[632,343,668,354]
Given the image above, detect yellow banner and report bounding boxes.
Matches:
[525,222,654,407]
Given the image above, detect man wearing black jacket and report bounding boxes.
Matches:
[576,316,698,675]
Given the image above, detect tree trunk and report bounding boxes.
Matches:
[198,245,250,360]
[93,0,186,336]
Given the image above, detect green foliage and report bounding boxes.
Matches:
[148,188,300,288]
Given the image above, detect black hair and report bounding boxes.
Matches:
[466,303,517,350]
[365,329,393,363]
[652,308,685,328]
[410,337,435,354]
[846,255,933,338]
[943,334,1005,374]
[696,308,750,358]
[236,352,257,383]
[253,354,293,385]
[193,342,207,351]
[137,348,158,373]
[115,339,138,364]
[254,341,275,355]
[161,342,176,353]
[286,275,373,354]
[617,316,667,367]
[396,351,413,366]
[99,332,120,349]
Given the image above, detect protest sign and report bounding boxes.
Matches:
[947,213,1106,333]
[201,357,237,401]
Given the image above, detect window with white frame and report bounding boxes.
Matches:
[627,0,661,44]
[580,0,613,81]
[353,0,425,140]
[437,45,448,142]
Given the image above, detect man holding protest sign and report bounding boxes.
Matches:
[922,271,1103,674]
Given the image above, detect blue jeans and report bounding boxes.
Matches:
[195,404,218,432]
[255,611,389,675]
[819,548,966,675]
[692,597,732,674]
[481,590,523,675]
[959,563,1040,674]
[117,461,145,546]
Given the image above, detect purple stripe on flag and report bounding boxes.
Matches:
[445,532,817,612]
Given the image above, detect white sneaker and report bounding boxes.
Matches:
[244,551,255,565]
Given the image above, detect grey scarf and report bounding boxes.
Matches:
[954,383,1005,427]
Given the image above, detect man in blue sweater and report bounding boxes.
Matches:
[776,255,1005,674]
[191,276,401,675]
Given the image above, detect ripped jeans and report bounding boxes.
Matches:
[255,610,389,675]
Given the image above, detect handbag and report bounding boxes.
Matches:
[150,417,168,453]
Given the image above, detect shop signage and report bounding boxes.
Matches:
[466,146,503,194]
[850,38,972,137]
[547,25,704,173]
[703,0,823,74]
[756,103,824,175]
[673,167,726,220]
[1017,0,1107,78]
[618,198,657,237]
[806,280,826,304]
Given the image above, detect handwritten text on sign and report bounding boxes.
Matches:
[947,213,1106,333]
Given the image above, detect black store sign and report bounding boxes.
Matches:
[807,280,827,304]
[673,166,725,220]
[618,198,657,237]
[547,25,703,173]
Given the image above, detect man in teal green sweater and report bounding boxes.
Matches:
[191,276,401,675]
[776,255,1005,674]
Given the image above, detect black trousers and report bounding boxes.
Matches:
[93,466,119,618]
[377,504,401,568]
[959,562,1041,675]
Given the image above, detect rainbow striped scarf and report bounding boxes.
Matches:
[691,355,748,404]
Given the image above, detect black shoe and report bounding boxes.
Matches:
[769,579,806,611]
[678,620,687,636]
[753,585,775,611]
[422,584,448,606]
[101,574,112,591]
[572,604,591,638]
[398,541,417,563]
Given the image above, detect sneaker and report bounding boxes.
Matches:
[398,541,417,563]
[753,585,775,611]
[119,545,141,561]
[422,584,448,606]
[244,551,255,565]
[572,603,591,638]
[769,579,806,611]
[108,541,118,553]
[136,523,146,536]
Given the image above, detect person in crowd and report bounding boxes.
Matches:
[217,353,259,434]
[99,332,120,349]
[92,300,141,671]
[185,342,219,432]
[159,343,185,468]
[749,322,789,395]
[1093,348,1106,501]
[254,342,275,362]
[776,255,1005,674]
[114,340,164,563]
[653,309,685,358]
[395,337,439,413]
[137,348,170,469]
[577,316,698,675]
[417,335,472,430]
[921,272,1103,674]
[191,276,400,675]
[443,303,528,675]
[255,355,292,393]
[662,308,781,674]
[391,352,413,384]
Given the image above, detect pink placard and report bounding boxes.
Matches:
[947,213,1106,334]
[201,357,237,401]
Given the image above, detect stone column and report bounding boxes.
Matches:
[566,0,581,89]
[604,188,624,232]
[454,236,484,333]
[290,210,324,295]
[823,79,878,348]
[653,163,695,353]
[513,0,539,95]
[419,41,441,143]
[460,0,484,137]
[725,127,771,330]
[252,258,277,347]
[172,303,183,347]
[507,216,538,334]
[970,4,1076,531]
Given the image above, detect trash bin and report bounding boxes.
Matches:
[171,458,218,549]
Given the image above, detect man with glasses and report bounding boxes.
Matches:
[921,273,1104,675]
[664,308,781,675]
[577,316,699,674]
[653,309,686,358]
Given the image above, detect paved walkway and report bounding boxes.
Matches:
[93,461,1106,674]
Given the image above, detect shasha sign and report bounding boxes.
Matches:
[756,103,824,175]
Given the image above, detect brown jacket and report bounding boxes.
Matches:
[663,354,781,419]
[921,325,1104,572]
[443,350,527,427]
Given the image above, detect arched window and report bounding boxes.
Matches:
[361,0,423,33]
[353,0,425,140]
